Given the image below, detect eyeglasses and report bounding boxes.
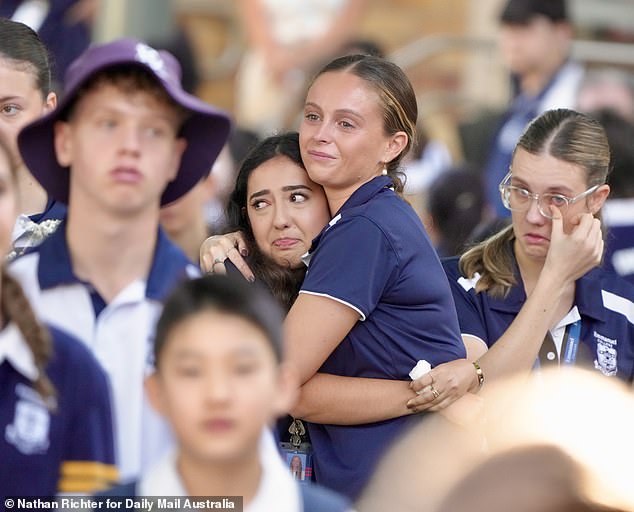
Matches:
[498,171,600,219]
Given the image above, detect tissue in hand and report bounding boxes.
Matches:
[409,359,431,380]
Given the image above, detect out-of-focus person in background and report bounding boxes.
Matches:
[577,67,634,123]
[357,368,634,512]
[482,0,584,219]
[422,166,486,258]
[203,127,261,234]
[234,0,365,136]
[0,0,99,88]
[160,172,217,265]
[591,109,634,286]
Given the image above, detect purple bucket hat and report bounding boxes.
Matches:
[17,38,232,206]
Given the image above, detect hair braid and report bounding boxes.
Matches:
[2,267,56,402]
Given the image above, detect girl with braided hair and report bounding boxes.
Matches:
[0,136,117,497]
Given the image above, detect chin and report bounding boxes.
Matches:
[273,257,301,269]
[271,252,303,269]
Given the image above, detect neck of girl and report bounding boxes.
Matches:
[515,249,545,296]
[177,449,262,504]
[66,202,159,304]
[16,164,48,217]
[516,244,575,327]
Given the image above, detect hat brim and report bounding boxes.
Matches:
[18,60,231,206]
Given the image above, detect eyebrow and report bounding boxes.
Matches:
[0,95,24,102]
[511,177,575,195]
[89,104,176,124]
[304,102,364,120]
[249,184,312,201]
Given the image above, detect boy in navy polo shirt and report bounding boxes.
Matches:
[9,38,231,481]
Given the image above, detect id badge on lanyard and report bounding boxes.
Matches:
[562,320,582,365]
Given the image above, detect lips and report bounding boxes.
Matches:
[273,238,300,249]
[202,418,235,432]
[524,232,549,244]
[111,166,143,183]
[306,149,335,161]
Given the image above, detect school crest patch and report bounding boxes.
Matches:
[593,332,618,377]
[5,384,50,455]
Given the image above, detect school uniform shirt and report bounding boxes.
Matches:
[9,221,200,481]
[603,199,634,286]
[0,321,117,497]
[97,432,352,512]
[300,175,466,500]
[443,253,634,381]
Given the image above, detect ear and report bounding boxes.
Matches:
[271,363,299,418]
[144,372,167,417]
[45,92,57,112]
[589,184,610,215]
[382,132,409,164]
[53,121,73,167]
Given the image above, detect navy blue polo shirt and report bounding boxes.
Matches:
[603,199,634,286]
[300,175,465,500]
[443,254,634,382]
[0,323,117,499]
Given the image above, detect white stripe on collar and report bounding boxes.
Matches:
[0,322,39,381]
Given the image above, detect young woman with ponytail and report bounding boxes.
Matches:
[433,109,634,394]
[0,137,117,497]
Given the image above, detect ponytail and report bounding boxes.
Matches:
[2,268,56,404]
[459,225,517,298]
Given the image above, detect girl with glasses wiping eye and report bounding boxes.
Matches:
[437,108,634,395]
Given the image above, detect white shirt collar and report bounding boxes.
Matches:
[138,450,187,496]
[0,322,39,381]
[139,430,301,512]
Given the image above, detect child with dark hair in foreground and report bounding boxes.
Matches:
[98,275,351,511]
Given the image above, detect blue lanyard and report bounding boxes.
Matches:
[562,320,582,365]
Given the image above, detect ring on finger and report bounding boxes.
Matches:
[429,385,440,400]
[208,258,225,274]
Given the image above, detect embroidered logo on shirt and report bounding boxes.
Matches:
[5,384,51,455]
[593,331,618,377]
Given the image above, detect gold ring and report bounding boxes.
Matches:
[430,385,440,400]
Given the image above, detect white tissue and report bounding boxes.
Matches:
[409,359,431,380]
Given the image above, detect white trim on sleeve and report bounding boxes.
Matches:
[299,290,366,321]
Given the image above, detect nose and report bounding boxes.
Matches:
[525,196,547,224]
[272,203,292,230]
[119,124,142,155]
[205,368,231,404]
[311,119,332,144]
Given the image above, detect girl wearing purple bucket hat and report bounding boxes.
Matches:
[10,38,231,482]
